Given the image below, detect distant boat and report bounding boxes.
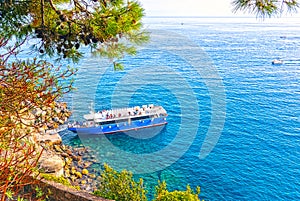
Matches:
[272,59,283,65]
[68,104,168,135]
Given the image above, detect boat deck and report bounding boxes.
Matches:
[84,105,167,123]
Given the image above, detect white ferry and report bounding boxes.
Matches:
[68,104,168,135]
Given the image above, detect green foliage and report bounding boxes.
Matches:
[113,62,125,71]
[34,187,44,199]
[153,181,201,201]
[5,189,13,200]
[41,174,72,187]
[94,164,203,201]
[3,185,47,201]
[0,0,149,65]
[232,0,300,18]
[41,173,79,190]
[94,163,147,201]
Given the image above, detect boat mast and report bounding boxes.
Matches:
[89,102,95,114]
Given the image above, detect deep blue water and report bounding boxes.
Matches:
[61,17,300,200]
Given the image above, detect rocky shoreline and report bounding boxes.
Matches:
[38,134,102,193]
[32,102,103,194]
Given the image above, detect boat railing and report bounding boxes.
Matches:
[94,112,158,123]
[84,105,166,121]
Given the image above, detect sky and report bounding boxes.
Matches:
[139,0,240,17]
[139,0,300,17]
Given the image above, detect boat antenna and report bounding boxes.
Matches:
[89,102,95,113]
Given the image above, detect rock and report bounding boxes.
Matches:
[82,169,89,175]
[54,144,63,152]
[65,157,72,166]
[70,175,77,182]
[83,161,92,168]
[87,178,93,184]
[75,171,82,178]
[70,167,77,175]
[92,186,99,192]
[66,149,73,156]
[39,154,64,177]
[77,147,88,152]
[77,151,84,156]
[61,144,67,151]
[61,152,69,158]
[44,140,53,147]
[79,147,89,156]
[71,154,81,161]
[64,168,71,178]
[36,133,62,145]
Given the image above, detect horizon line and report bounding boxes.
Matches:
[144,15,300,18]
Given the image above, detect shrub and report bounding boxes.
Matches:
[94,164,203,201]
[153,181,201,201]
[93,163,147,201]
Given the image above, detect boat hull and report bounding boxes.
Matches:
[68,117,167,135]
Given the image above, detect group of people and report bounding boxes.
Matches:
[94,105,154,121]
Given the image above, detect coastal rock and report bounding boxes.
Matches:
[75,171,82,179]
[54,144,63,152]
[70,167,77,175]
[87,178,93,184]
[61,152,69,158]
[39,154,64,177]
[70,175,77,182]
[64,169,71,178]
[83,161,92,168]
[36,133,62,145]
[45,142,104,193]
[82,169,89,175]
[70,153,81,161]
[66,149,73,156]
[61,144,67,151]
[65,157,73,166]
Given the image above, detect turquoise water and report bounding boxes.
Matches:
[62,17,300,200]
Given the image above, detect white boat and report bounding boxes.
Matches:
[272,59,283,65]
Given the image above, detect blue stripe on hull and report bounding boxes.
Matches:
[68,117,167,135]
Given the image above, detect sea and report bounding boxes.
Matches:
[57,17,300,200]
